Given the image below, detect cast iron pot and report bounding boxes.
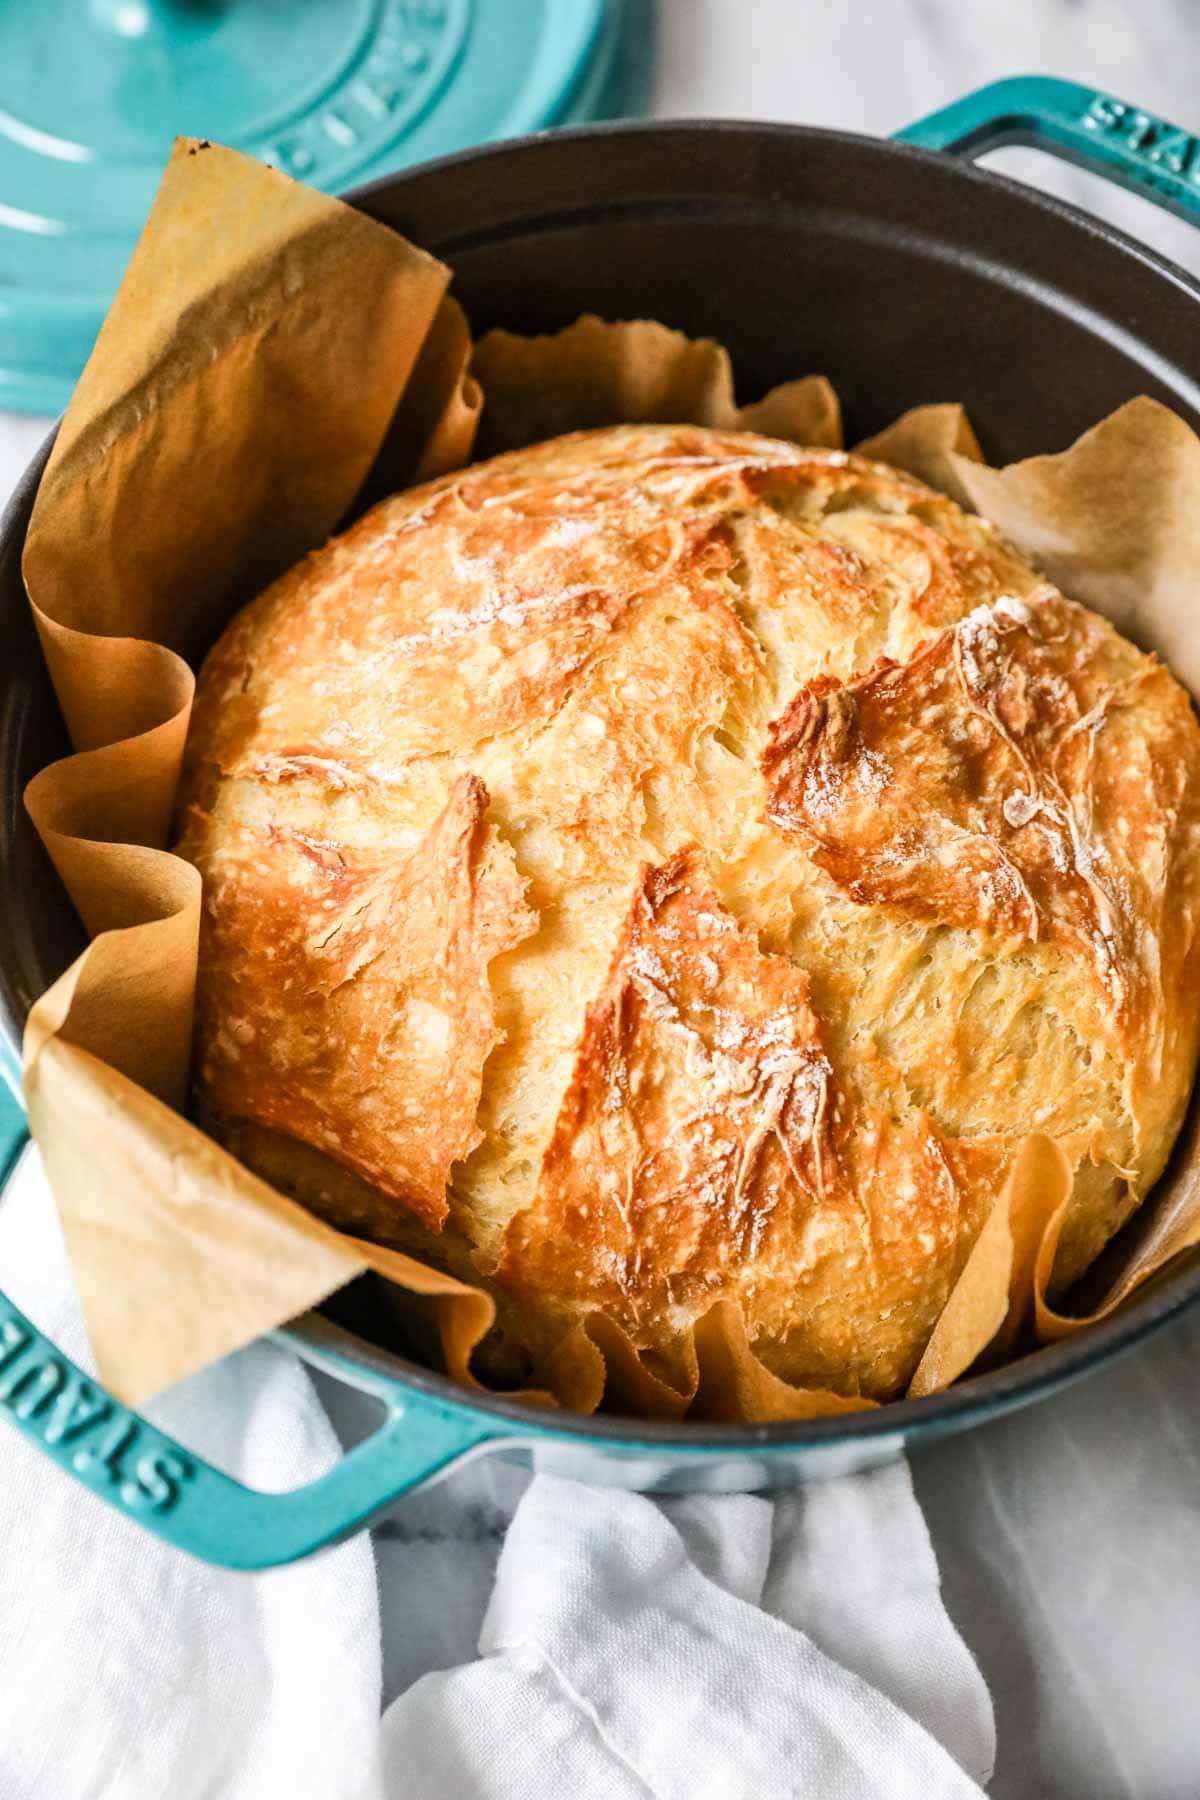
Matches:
[3,77,1200,1568]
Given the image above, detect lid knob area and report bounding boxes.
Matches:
[0,0,654,414]
[86,0,230,42]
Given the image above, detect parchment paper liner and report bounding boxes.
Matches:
[18,140,1200,1422]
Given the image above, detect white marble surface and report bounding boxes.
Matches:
[5,4,1200,1794]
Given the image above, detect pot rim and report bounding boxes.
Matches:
[349,111,1200,320]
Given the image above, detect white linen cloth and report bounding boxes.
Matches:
[0,1147,993,1798]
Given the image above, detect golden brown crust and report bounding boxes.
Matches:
[761,583,1200,1290]
[496,846,1006,1396]
[183,773,535,1230]
[498,849,839,1330]
[179,423,1200,1399]
[764,587,1183,996]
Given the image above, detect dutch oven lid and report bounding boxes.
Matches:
[0,0,655,417]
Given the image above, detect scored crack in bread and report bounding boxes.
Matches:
[176,423,1200,1400]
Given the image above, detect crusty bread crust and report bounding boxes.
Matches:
[178,424,1200,1398]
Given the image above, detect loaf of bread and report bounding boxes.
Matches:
[177,424,1200,1398]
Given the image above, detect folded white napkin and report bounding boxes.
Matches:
[0,1148,993,1799]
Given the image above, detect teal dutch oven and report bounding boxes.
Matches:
[4,78,1200,1568]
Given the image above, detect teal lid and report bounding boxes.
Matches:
[0,0,655,415]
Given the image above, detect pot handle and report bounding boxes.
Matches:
[0,1068,501,1569]
[897,75,1200,226]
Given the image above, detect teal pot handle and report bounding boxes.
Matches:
[898,75,1200,226]
[1,1036,25,1186]
[0,1069,502,1568]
